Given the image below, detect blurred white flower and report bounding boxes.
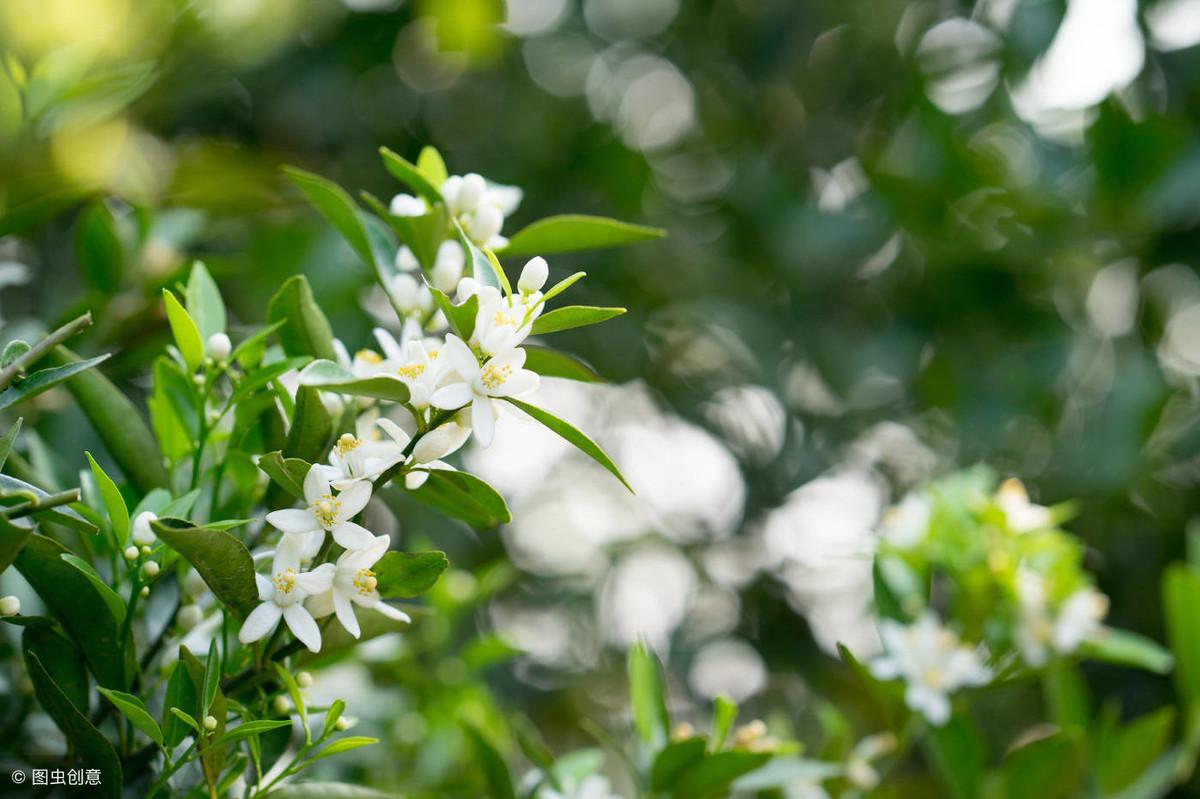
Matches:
[430,240,466,293]
[688,638,766,702]
[442,173,522,249]
[868,613,991,725]
[540,774,623,799]
[599,545,696,651]
[389,193,427,217]
[995,478,1052,533]
[1015,569,1108,666]
[878,493,930,549]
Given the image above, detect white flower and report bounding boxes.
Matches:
[391,338,447,410]
[206,333,231,361]
[1014,569,1108,666]
[238,538,336,652]
[518,256,548,294]
[395,246,420,272]
[428,335,539,447]
[471,285,543,356]
[376,417,470,489]
[995,478,1052,533]
[878,493,930,549]
[431,241,466,293]
[389,193,426,217]
[0,595,20,616]
[266,467,376,552]
[442,173,522,249]
[305,534,411,638]
[388,272,434,316]
[868,613,991,725]
[539,774,623,799]
[316,429,403,491]
[131,511,158,546]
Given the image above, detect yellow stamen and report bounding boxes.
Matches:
[396,362,425,379]
[336,434,361,456]
[355,349,383,364]
[312,495,341,528]
[273,568,297,594]
[353,568,377,596]
[480,363,512,390]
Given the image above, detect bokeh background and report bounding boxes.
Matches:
[4,0,1200,793]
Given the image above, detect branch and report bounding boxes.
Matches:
[0,312,93,392]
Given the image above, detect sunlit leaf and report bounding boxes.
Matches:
[297,359,410,403]
[267,276,336,361]
[531,306,625,335]
[498,214,665,257]
[185,261,226,340]
[0,354,110,412]
[163,289,204,372]
[375,550,448,598]
[152,518,258,620]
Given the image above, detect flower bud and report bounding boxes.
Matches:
[518,257,548,293]
[206,332,231,361]
[297,671,313,689]
[177,605,203,630]
[394,245,419,273]
[273,695,291,715]
[440,175,462,210]
[335,716,354,731]
[123,546,140,561]
[141,545,152,555]
[431,242,466,294]
[456,277,481,302]
[389,193,425,217]
[184,568,207,600]
[391,273,421,311]
[192,373,205,386]
[467,205,503,245]
[457,173,486,213]
[139,586,150,598]
[0,595,20,616]
[131,511,158,546]
[203,715,218,731]
[143,561,160,578]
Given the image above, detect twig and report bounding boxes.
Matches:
[0,312,93,392]
[4,489,81,519]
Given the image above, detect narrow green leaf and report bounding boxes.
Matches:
[60,554,125,624]
[324,699,346,736]
[230,356,311,404]
[0,340,30,369]
[628,641,670,746]
[75,202,124,292]
[523,346,604,383]
[267,276,336,361]
[230,320,286,369]
[98,686,164,747]
[379,147,443,203]
[0,514,33,574]
[26,652,122,799]
[163,289,204,372]
[504,397,631,492]
[1163,563,1200,708]
[541,271,586,304]
[1080,628,1174,675]
[179,645,227,782]
[22,626,89,715]
[203,642,221,717]
[712,695,738,751]
[428,287,478,341]
[274,663,308,740]
[405,470,511,530]
[0,354,110,412]
[283,166,377,271]
[163,660,200,746]
[211,719,293,748]
[462,722,516,799]
[285,386,333,464]
[151,518,259,619]
[374,550,448,598]
[417,145,448,187]
[41,346,168,492]
[1097,708,1176,793]
[297,359,410,403]
[455,220,509,293]
[531,306,625,335]
[498,214,666,257]
[258,452,312,500]
[170,706,201,733]
[85,451,129,543]
[185,261,226,340]
[0,475,95,532]
[651,737,707,791]
[309,736,380,762]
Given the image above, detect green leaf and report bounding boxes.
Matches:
[504,397,631,492]
[23,625,89,715]
[163,660,200,746]
[163,288,204,372]
[462,722,516,799]
[230,356,311,404]
[417,145,448,187]
[309,736,380,762]
[0,475,95,532]
[429,287,479,341]
[0,354,110,412]
[268,782,397,798]
[274,663,309,740]
[924,715,984,799]
[180,645,227,783]
[379,147,444,203]
[712,695,738,751]
[297,359,411,403]
[285,386,333,464]
[0,514,33,574]
[531,306,625,335]
[185,261,226,340]
[151,518,259,619]
[498,214,666,257]
[361,190,445,272]
[16,535,127,688]
[283,166,378,272]
[75,202,124,292]
[628,641,670,746]
[0,340,29,369]
[267,275,336,361]
[26,652,121,799]
[211,719,293,748]
[258,452,312,500]
[324,699,346,736]
[374,550,448,598]
[998,731,1083,799]
[455,220,509,293]
[98,686,164,747]
[1097,708,1176,794]
[672,751,772,798]
[541,271,586,304]
[86,451,129,543]
[1080,628,1174,675]
[1163,563,1200,708]
[42,346,168,492]
[731,758,844,792]
[60,554,126,624]
[651,737,707,791]
[203,641,221,717]
[230,320,286,369]
[406,470,511,530]
[523,346,604,383]
[1042,660,1091,730]
[160,488,201,519]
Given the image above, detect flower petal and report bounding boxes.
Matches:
[497,369,538,398]
[238,602,282,644]
[443,334,479,378]
[336,481,372,521]
[255,573,273,601]
[297,563,336,595]
[334,592,361,638]
[305,589,335,619]
[332,521,376,550]
[430,382,473,410]
[303,464,331,504]
[282,604,323,653]
[405,470,430,490]
[471,396,496,448]
[266,509,320,535]
[376,417,412,448]
[373,601,412,623]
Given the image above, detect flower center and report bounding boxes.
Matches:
[353,568,378,596]
[336,434,361,456]
[493,308,519,328]
[356,349,382,364]
[480,363,512,391]
[397,362,425,379]
[312,494,341,528]
[922,667,945,689]
[273,568,297,595]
